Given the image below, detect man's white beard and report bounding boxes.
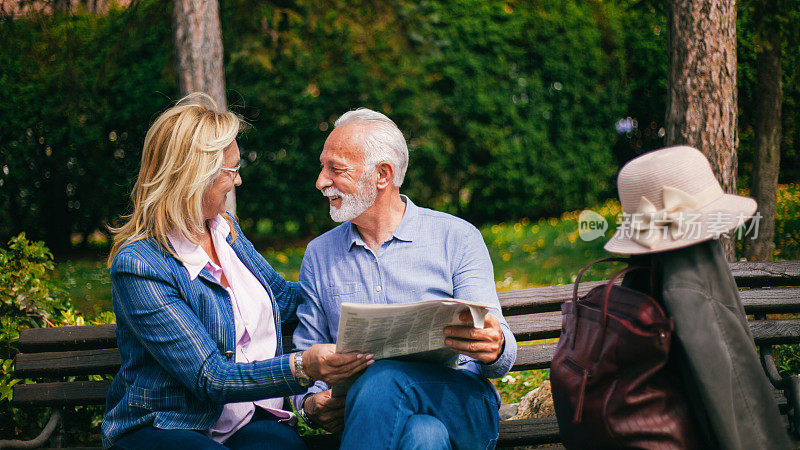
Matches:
[321,172,377,222]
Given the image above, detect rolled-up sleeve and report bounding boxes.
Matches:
[451,226,517,379]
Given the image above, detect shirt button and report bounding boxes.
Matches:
[376,285,382,292]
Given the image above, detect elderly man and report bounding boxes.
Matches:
[292,108,516,449]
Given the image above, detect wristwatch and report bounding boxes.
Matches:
[297,400,320,429]
[293,351,313,388]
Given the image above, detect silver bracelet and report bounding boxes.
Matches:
[293,351,313,388]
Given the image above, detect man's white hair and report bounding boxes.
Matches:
[334,108,409,187]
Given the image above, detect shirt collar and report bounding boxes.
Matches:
[346,195,418,251]
[391,195,417,242]
[167,215,229,280]
[210,214,231,239]
[345,221,363,251]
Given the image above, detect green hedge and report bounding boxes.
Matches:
[1,0,799,251]
[0,2,176,253]
[224,0,630,233]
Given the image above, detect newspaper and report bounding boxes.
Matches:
[335,298,492,364]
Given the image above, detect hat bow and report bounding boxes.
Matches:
[631,185,721,249]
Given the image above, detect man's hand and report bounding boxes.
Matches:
[303,390,347,433]
[444,312,505,364]
[303,344,373,385]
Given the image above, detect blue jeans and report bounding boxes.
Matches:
[341,360,500,450]
[111,409,306,450]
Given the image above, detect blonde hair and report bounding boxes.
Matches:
[108,93,242,266]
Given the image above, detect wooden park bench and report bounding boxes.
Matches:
[4,260,800,448]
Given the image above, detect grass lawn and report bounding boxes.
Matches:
[53,184,800,403]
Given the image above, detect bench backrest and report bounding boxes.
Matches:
[12,261,800,408]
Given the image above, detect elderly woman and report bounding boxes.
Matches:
[102,94,372,449]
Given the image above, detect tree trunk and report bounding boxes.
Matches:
[745,6,782,261]
[172,0,236,213]
[666,0,738,260]
[85,0,109,14]
[173,0,227,109]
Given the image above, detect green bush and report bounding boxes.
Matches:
[0,233,71,440]
[0,233,72,356]
[0,233,113,444]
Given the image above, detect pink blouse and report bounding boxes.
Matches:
[168,216,295,443]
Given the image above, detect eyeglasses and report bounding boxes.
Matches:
[220,161,243,175]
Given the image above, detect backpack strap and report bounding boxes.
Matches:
[569,258,627,349]
[599,265,649,327]
[569,258,649,352]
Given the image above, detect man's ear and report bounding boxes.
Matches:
[375,161,394,189]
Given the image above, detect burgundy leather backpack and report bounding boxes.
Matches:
[550,258,701,449]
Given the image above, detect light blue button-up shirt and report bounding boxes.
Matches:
[292,196,516,406]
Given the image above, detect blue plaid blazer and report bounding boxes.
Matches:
[101,216,303,447]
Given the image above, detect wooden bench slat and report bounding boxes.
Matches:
[12,380,112,407]
[750,319,800,345]
[500,283,800,315]
[509,318,800,370]
[729,261,800,287]
[507,313,562,341]
[512,342,557,371]
[14,349,121,378]
[17,286,800,355]
[497,259,800,316]
[18,324,117,353]
[507,313,800,345]
[738,288,800,314]
[14,344,558,378]
[498,280,609,315]
[10,375,790,439]
[13,319,800,378]
[498,416,561,446]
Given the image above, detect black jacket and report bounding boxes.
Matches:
[624,240,791,449]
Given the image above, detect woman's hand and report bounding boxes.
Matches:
[302,344,373,385]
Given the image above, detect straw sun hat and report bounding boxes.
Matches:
[604,146,758,255]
